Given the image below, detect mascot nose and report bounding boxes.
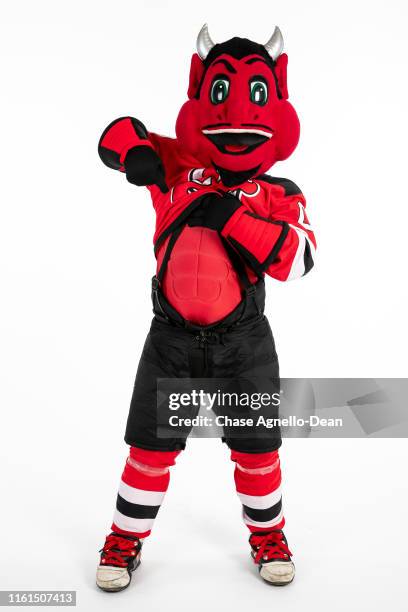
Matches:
[223,97,248,124]
[222,88,259,125]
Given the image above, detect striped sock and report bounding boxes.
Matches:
[231,449,285,532]
[111,447,181,538]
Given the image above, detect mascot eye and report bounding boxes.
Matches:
[249,79,268,106]
[210,77,230,104]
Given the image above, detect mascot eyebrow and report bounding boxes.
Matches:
[211,59,237,73]
[245,57,269,65]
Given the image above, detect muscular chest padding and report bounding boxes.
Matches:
[159,226,243,324]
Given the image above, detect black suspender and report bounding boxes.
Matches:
[220,236,254,291]
[155,225,184,284]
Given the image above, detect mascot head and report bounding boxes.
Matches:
[176,25,300,185]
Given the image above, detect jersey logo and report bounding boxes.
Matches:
[228,180,261,200]
[188,167,221,186]
[171,168,264,205]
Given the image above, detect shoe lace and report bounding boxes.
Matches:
[250,530,292,564]
[99,534,139,567]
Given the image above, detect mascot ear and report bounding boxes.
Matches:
[274,53,289,99]
[187,53,205,99]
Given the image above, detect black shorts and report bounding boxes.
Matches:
[124,316,281,453]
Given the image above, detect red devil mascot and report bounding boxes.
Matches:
[96,24,316,591]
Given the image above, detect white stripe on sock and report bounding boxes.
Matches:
[113,509,155,534]
[119,480,166,506]
[238,487,282,510]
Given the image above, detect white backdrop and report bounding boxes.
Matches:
[0,1,407,611]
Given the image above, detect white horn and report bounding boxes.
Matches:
[196,23,215,60]
[264,26,284,61]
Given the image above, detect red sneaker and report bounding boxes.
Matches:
[96,533,142,592]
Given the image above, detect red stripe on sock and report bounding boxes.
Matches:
[111,522,151,539]
[129,447,180,468]
[121,446,181,491]
[230,450,279,468]
[232,450,282,496]
[247,517,285,533]
[235,470,282,496]
[122,461,170,492]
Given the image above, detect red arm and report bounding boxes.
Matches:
[98,116,155,170]
[221,178,316,281]
[98,117,172,192]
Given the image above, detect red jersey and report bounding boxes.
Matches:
[99,117,316,325]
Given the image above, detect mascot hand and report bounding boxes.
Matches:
[188,194,242,231]
[124,146,169,193]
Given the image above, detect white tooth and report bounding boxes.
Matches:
[202,128,272,138]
